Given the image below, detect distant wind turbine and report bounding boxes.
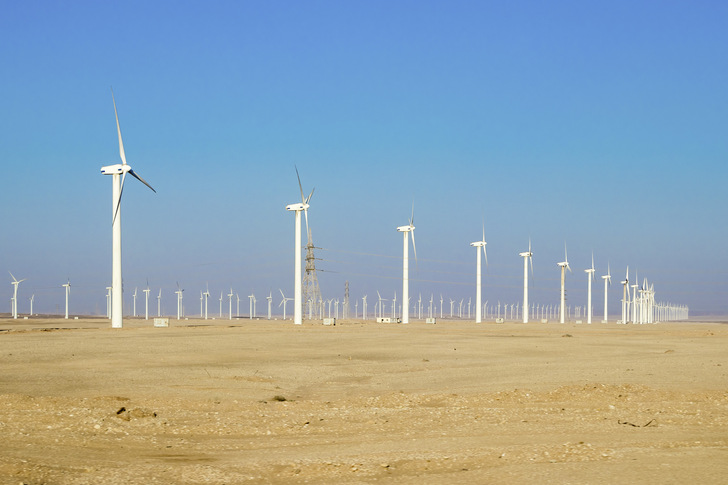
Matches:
[143,281,151,320]
[266,291,273,320]
[175,283,184,320]
[62,279,71,319]
[100,89,156,328]
[519,240,533,323]
[9,272,26,319]
[585,253,596,324]
[29,294,34,316]
[157,288,162,317]
[470,224,487,323]
[557,244,571,324]
[228,287,234,320]
[602,263,611,323]
[279,289,293,320]
[285,167,314,325]
[396,204,417,324]
[203,283,210,320]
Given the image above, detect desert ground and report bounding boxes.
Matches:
[0,316,726,484]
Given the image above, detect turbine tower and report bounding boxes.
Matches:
[175,283,184,320]
[100,89,156,328]
[228,288,234,320]
[143,281,151,320]
[396,204,417,324]
[519,240,533,323]
[62,279,71,319]
[266,292,273,320]
[585,254,595,324]
[9,272,26,319]
[29,294,34,316]
[285,167,313,325]
[557,245,571,324]
[470,224,487,323]
[203,283,210,320]
[601,264,611,323]
[157,288,162,317]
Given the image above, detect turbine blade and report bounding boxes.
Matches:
[111,88,127,166]
[411,229,418,268]
[9,271,16,282]
[483,245,488,267]
[295,165,305,203]
[128,169,156,193]
[306,187,315,204]
[112,171,127,226]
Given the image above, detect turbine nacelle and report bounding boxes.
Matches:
[286,202,309,211]
[100,163,131,175]
[397,224,415,233]
[470,241,486,248]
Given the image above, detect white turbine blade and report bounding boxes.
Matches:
[111,88,127,166]
[128,168,156,193]
[279,288,285,299]
[410,201,415,226]
[295,165,306,203]
[9,271,17,282]
[411,229,418,267]
[483,245,488,267]
[112,171,127,226]
[306,187,315,204]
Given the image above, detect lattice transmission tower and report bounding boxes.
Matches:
[302,228,322,319]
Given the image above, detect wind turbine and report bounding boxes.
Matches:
[100,89,156,328]
[62,279,71,319]
[157,288,162,317]
[266,291,273,320]
[175,283,184,320]
[601,264,611,323]
[29,294,34,316]
[519,240,533,323]
[203,283,210,320]
[279,289,293,320]
[132,287,138,317]
[9,272,26,319]
[391,291,397,319]
[106,286,112,319]
[220,291,224,318]
[470,224,487,323]
[285,167,314,325]
[585,253,595,324]
[143,281,151,320]
[376,290,386,318]
[362,295,368,320]
[557,244,571,324]
[396,204,417,324]
[228,287,234,320]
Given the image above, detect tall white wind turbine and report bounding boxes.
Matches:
[203,283,210,320]
[557,244,571,324]
[143,281,151,320]
[175,283,184,320]
[132,287,138,317]
[157,288,162,317]
[100,89,156,328]
[285,167,314,325]
[601,264,611,323]
[519,240,533,323]
[228,288,234,320]
[62,279,71,319]
[470,224,487,323]
[585,253,595,324]
[29,294,34,316]
[396,204,417,324]
[279,289,293,320]
[266,291,273,320]
[9,272,26,319]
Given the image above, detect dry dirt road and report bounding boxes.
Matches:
[1,317,726,484]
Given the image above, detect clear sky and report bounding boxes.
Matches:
[1,1,726,317]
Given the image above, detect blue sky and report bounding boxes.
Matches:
[1,1,726,317]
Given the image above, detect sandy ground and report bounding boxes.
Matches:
[0,317,726,484]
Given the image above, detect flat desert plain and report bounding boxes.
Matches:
[1,318,727,484]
